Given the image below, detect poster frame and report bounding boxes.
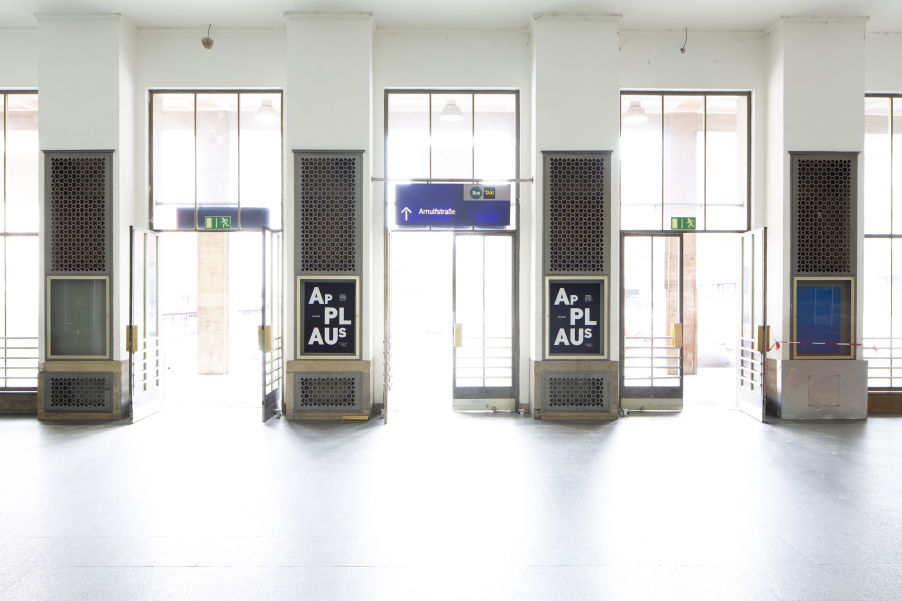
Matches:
[790,276,855,360]
[544,275,609,361]
[297,275,361,360]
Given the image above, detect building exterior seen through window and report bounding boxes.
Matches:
[150,91,282,231]
[620,92,750,232]
[0,93,39,389]
[863,95,902,388]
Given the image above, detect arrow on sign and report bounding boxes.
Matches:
[401,207,412,221]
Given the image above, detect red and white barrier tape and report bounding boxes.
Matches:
[765,326,876,353]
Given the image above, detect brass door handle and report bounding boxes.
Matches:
[453,323,463,348]
[671,323,682,348]
[259,325,272,352]
[127,325,139,353]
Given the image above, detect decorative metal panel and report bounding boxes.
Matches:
[46,153,112,274]
[543,152,611,275]
[293,372,363,412]
[294,151,363,276]
[790,153,857,276]
[542,371,611,412]
[44,372,113,413]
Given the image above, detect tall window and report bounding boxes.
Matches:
[150,91,282,231]
[385,91,518,228]
[620,92,750,231]
[0,93,39,389]
[863,95,902,388]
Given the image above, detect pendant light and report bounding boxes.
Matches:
[623,100,648,124]
[439,100,463,122]
[255,99,279,125]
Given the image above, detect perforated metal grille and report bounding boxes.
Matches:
[548,157,604,272]
[295,373,362,411]
[298,157,357,273]
[795,159,852,274]
[50,157,108,273]
[543,371,610,412]
[46,373,112,412]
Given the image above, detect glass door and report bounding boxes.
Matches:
[130,227,163,423]
[737,227,766,421]
[261,227,283,422]
[621,234,683,410]
[452,233,516,411]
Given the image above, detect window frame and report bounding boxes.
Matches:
[148,89,284,233]
[619,90,752,233]
[0,90,40,391]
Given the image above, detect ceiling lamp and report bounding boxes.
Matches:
[623,101,648,124]
[439,100,463,122]
[255,99,279,125]
[201,24,214,50]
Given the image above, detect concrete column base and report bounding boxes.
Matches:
[765,359,867,419]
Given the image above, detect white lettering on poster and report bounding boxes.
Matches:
[307,286,351,347]
[552,286,596,347]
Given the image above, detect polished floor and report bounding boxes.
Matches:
[1,375,901,600]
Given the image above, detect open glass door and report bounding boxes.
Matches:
[130,227,164,423]
[737,227,766,421]
[452,233,516,411]
[621,234,683,410]
[261,227,283,422]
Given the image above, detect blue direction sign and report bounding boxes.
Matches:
[395,184,511,227]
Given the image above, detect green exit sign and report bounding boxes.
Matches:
[204,216,231,230]
[670,217,697,230]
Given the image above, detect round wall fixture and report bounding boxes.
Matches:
[201,25,214,49]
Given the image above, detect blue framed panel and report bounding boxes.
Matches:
[791,277,854,359]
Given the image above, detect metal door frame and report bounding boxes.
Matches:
[129,226,163,423]
[619,231,684,404]
[452,231,518,405]
[737,227,767,421]
[262,226,283,422]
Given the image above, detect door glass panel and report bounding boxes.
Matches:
[483,236,512,386]
[146,234,158,338]
[742,234,753,339]
[455,236,484,387]
[623,237,652,385]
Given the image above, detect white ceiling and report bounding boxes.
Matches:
[2,0,901,32]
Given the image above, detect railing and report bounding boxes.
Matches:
[455,336,513,387]
[0,336,39,390]
[132,337,162,393]
[738,335,763,393]
[863,338,902,388]
[264,335,283,395]
[623,336,681,386]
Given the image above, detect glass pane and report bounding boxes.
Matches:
[239,93,281,229]
[6,94,39,233]
[133,233,145,339]
[893,240,902,342]
[623,237,652,385]
[388,94,430,179]
[0,96,4,232]
[706,95,748,231]
[152,94,195,230]
[49,278,107,357]
[474,94,516,180]
[742,235,753,338]
[664,96,705,230]
[7,237,37,340]
[146,235,158,338]
[894,99,902,235]
[483,236,512,339]
[794,279,853,357]
[455,235,484,387]
[432,93,473,180]
[864,97,891,234]
[863,239,890,382]
[621,95,662,230]
[196,93,238,213]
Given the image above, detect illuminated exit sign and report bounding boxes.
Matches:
[670,217,696,230]
[205,216,232,230]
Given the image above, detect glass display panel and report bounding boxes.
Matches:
[152,94,195,230]
[706,95,748,230]
[621,95,663,230]
[387,94,430,179]
[474,94,516,181]
[6,94,39,233]
[664,95,705,230]
[864,97,891,235]
[239,93,281,229]
[431,93,473,180]
[49,278,108,358]
[793,278,853,358]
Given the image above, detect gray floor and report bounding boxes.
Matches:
[1,392,901,601]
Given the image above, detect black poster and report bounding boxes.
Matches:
[301,279,358,356]
[547,279,605,357]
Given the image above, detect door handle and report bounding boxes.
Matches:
[453,323,463,348]
[259,325,272,352]
[756,325,768,353]
[671,323,682,348]
[127,326,139,354]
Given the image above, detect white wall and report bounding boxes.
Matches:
[0,29,38,86]
[372,28,533,406]
[865,35,902,92]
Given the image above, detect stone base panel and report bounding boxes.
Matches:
[285,360,372,420]
[37,360,129,421]
[531,359,620,420]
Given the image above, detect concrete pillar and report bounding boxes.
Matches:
[764,17,867,418]
[197,233,229,374]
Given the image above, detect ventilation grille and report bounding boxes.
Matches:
[543,371,610,412]
[50,157,108,273]
[298,156,358,273]
[45,372,112,413]
[294,372,363,412]
[548,157,605,273]
[795,158,852,274]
